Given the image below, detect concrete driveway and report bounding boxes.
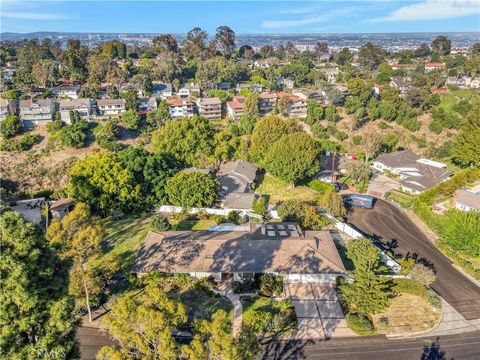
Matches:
[367,173,400,198]
[346,199,480,320]
[287,283,356,339]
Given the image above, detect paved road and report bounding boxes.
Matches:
[345,199,480,320]
[261,331,480,359]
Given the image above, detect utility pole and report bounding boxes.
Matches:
[331,151,336,184]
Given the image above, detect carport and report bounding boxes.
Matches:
[287,283,357,339]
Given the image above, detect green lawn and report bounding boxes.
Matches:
[99,216,151,273]
[169,219,217,230]
[307,179,334,194]
[385,190,414,208]
[438,88,479,112]
[256,174,317,204]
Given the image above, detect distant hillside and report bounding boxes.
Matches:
[1,31,479,49]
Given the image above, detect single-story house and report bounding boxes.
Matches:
[372,150,452,194]
[50,198,75,220]
[0,98,17,121]
[454,189,480,212]
[390,77,412,94]
[139,97,157,113]
[425,62,446,72]
[132,222,346,284]
[50,83,81,99]
[218,160,258,210]
[178,83,200,98]
[151,82,173,99]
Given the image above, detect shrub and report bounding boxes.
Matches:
[346,313,375,335]
[393,279,428,299]
[47,119,64,132]
[151,214,171,231]
[258,274,284,297]
[0,133,41,151]
[335,131,348,141]
[226,211,239,224]
[352,135,362,145]
[0,115,21,138]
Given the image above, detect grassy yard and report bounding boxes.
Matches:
[385,190,414,208]
[169,218,217,230]
[256,174,317,204]
[372,293,441,335]
[438,88,479,112]
[307,179,334,194]
[100,216,151,273]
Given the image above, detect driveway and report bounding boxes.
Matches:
[286,283,356,339]
[345,199,480,320]
[367,172,400,198]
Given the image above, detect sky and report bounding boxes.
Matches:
[1,0,479,34]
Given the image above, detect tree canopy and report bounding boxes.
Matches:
[0,208,76,358]
[452,104,480,168]
[264,132,321,185]
[151,116,215,167]
[165,171,219,208]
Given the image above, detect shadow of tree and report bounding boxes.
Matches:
[421,337,450,360]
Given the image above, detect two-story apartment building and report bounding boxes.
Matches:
[196,97,222,120]
[59,99,93,123]
[226,96,245,120]
[19,99,56,127]
[259,93,278,115]
[96,99,126,116]
[167,97,195,119]
[278,92,308,118]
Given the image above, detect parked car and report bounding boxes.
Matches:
[344,194,374,209]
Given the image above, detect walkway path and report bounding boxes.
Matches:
[216,280,243,338]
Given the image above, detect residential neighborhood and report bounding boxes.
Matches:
[1,2,480,360]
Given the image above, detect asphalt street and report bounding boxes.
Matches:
[344,199,480,320]
[261,331,480,360]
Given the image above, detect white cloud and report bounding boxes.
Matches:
[263,8,358,29]
[278,5,323,15]
[371,0,480,22]
[1,11,70,20]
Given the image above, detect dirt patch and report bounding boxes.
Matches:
[372,293,441,335]
[1,125,101,194]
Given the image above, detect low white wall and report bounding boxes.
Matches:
[285,273,342,284]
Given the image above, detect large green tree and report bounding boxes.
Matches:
[165,171,219,208]
[264,132,321,185]
[431,35,451,55]
[0,208,76,358]
[358,42,385,70]
[340,238,392,316]
[452,104,480,168]
[98,284,187,359]
[215,25,236,57]
[183,27,208,60]
[151,116,215,167]
[47,203,108,323]
[250,115,296,163]
[68,151,142,215]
